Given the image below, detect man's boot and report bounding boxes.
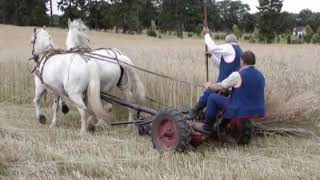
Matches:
[188,104,204,120]
[191,116,214,135]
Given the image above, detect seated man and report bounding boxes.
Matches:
[192,51,266,134]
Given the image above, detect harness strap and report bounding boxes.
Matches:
[117,66,125,87]
[29,47,204,89]
[82,50,204,88]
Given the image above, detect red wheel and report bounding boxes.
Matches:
[151,108,191,153]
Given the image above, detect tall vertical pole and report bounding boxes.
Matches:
[50,0,53,25]
[203,0,209,82]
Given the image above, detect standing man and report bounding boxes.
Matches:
[189,26,243,119]
[192,51,266,134]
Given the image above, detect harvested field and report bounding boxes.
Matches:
[0,25,319,179]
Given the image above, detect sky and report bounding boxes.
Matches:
[49,0,320,15]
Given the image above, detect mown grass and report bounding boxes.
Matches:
[0,24,319,179]
[0,104,319,179]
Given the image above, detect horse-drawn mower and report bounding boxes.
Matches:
[102,93,253,153]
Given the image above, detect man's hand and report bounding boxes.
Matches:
[205,52,212,58]
[204,82,212,89]
[205,82,225,91]
[203,26,209,35]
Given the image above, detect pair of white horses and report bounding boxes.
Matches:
[31,19,145,134]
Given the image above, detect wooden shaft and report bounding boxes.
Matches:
[100,93,158,115]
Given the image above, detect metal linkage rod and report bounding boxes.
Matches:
[100,93,158,115]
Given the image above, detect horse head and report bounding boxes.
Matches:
[66,19,90,50]
[68,18,88,31]
[31,26,54,56]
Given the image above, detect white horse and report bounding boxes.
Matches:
[31,27,111,134]
[65,19,145,126]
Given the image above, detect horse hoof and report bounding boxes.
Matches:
[88,125,96,133]
[39,114,46,124]
[62,104,69,114]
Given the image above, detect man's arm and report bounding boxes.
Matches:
[204,33,226,54]
[206,82,225,91]
[206,72,241,91]
[209,53,221,66]
[203,27,236,63]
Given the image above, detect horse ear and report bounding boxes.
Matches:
[43,25,46,30]
[68,18,71,28]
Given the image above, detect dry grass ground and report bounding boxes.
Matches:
[0,25,319,179]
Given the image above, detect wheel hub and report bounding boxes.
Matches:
[157,118,177,150]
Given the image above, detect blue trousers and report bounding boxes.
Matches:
[198,89,228,121]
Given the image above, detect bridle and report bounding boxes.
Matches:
[30,28,54,61]
[31,27,38,58]
[28,27,53,73]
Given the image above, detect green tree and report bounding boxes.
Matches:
[216,0,250,32]
[158,0,186,37]
[86,1,114,30]
[207,0,223,31]
[183,1,202,33]
[109,0,145,33]
[140,0,158,29]
[242,13,255,33]
[57,0,88,26]
[304,25,314,43]
[311,26,320,43]
[297,9,313,26]
[257,0,283,43]
[49,0,53,25]
[232,24,241,38]
[0,0,49,26]
[297,9,320,33]
[278,12,298,34]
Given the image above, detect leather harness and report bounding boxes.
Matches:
[29,48,124,87]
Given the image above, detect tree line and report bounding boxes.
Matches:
[1,0,320,43]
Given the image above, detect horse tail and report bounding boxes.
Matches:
[119,55,145,102]
[86,60,110,121]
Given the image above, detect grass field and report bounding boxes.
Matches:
[0,25,319,179]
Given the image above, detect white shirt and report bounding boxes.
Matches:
[204,34,237,66]
[220,66,254,89]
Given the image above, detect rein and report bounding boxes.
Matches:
[27,56,40,73]
[79,49,204,88]
[28,47,204,89]
[31,28,37,57]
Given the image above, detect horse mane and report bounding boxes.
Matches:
[68,19,90,49]
[34,29,55,54]
[70,29,90,48]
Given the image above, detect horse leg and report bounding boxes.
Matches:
[60,97,69,114]
[86,105,98,132]
[50,95,60,128]
[103,103,113,113]
[68,93,87,134]
[34,78,47,124]
[122,88,135,126]
[87,113,97,132]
